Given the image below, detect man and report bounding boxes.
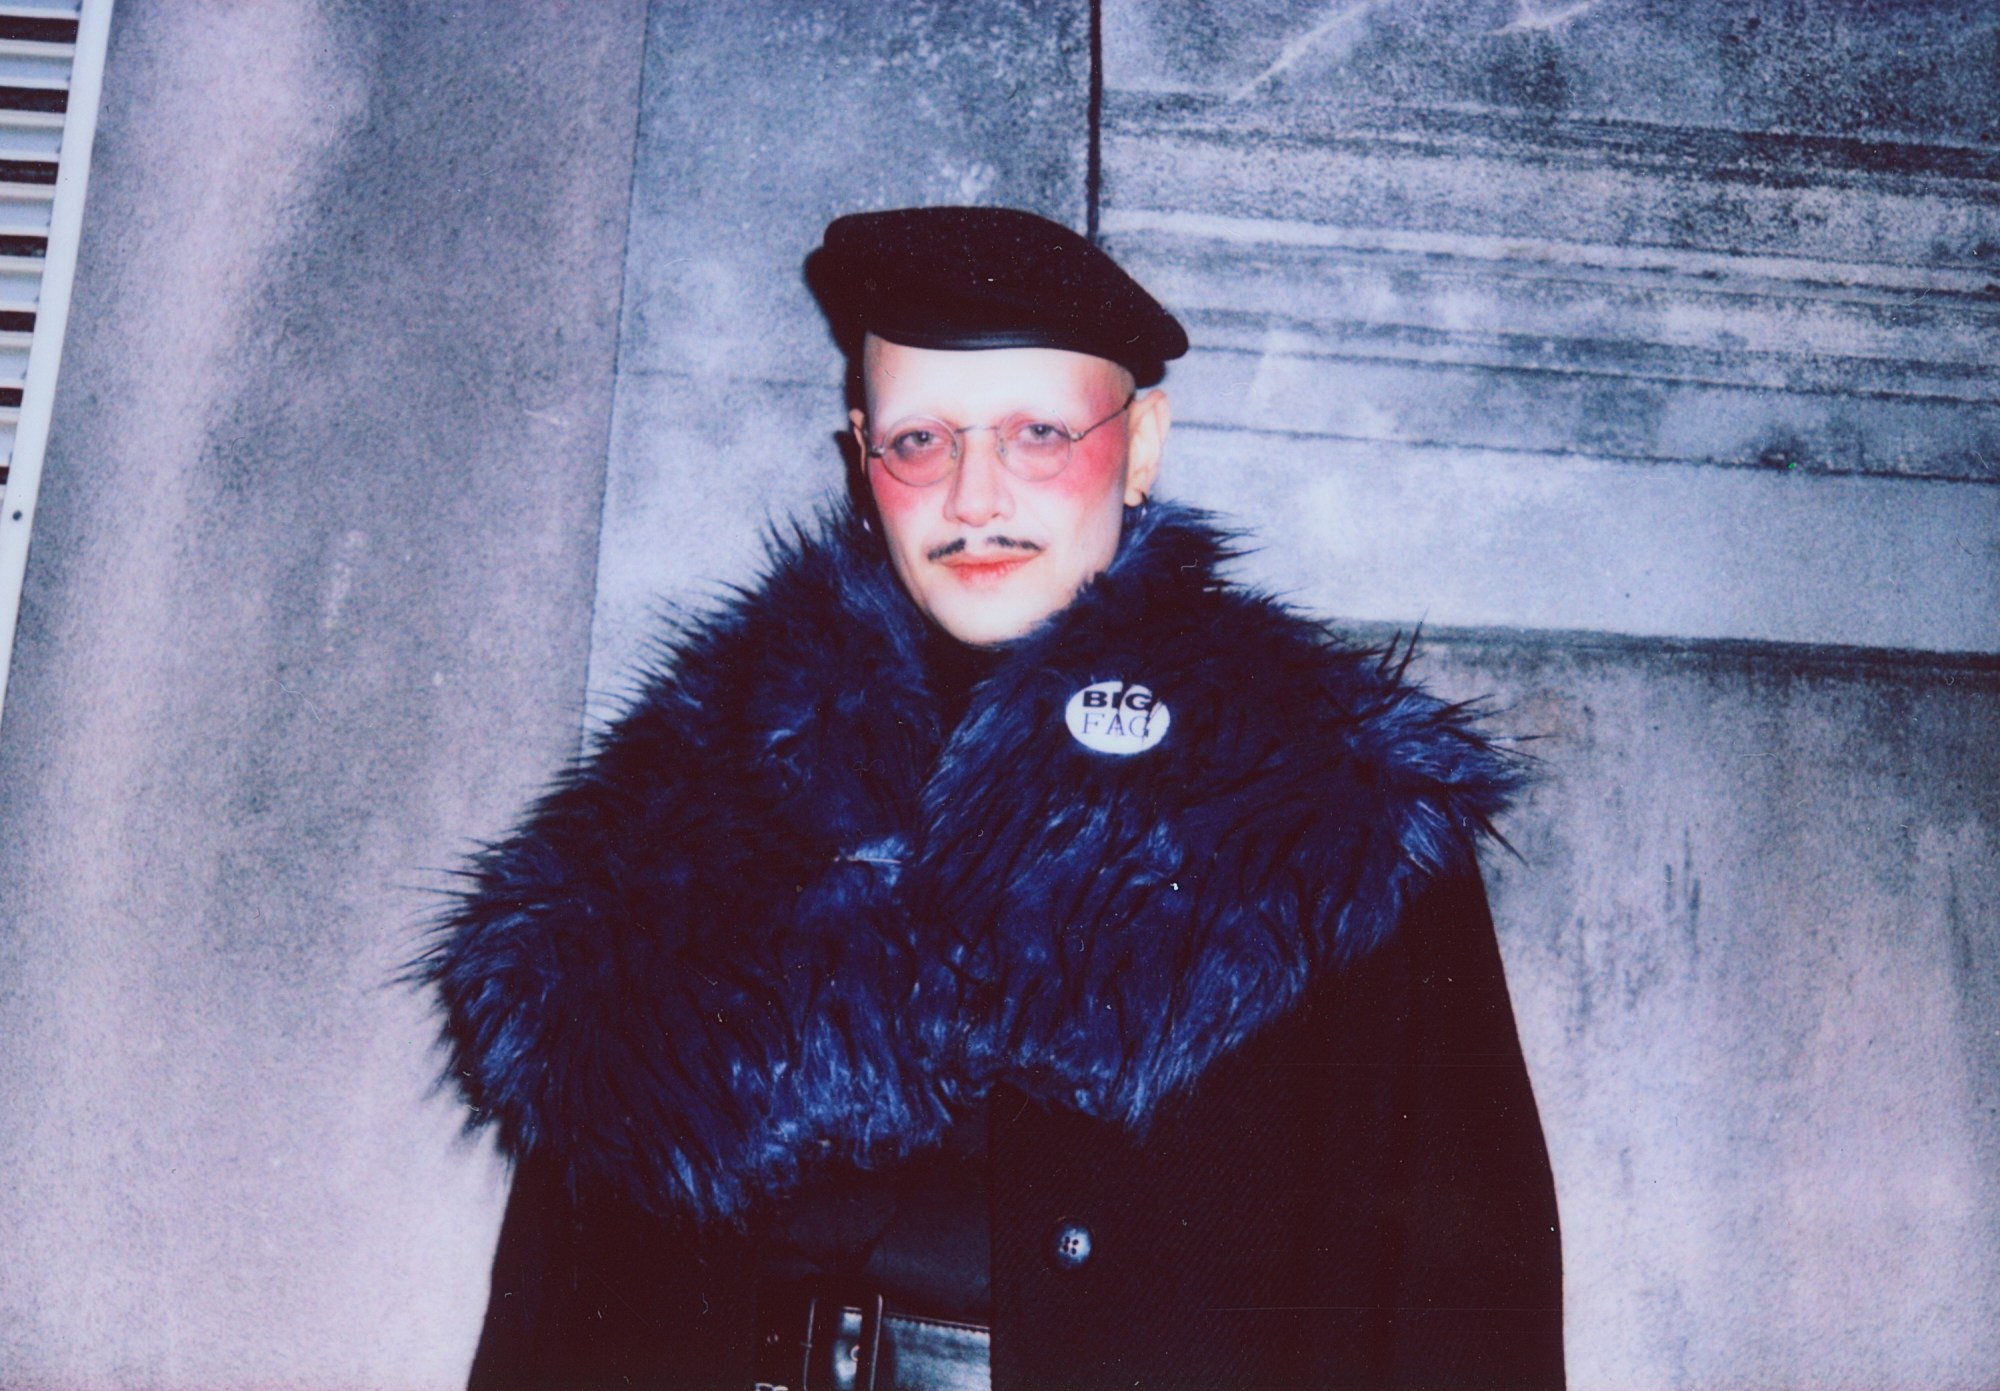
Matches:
[424,206,1563,1388]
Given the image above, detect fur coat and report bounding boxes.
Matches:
[422,500,1563,1388]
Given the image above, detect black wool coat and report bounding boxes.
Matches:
[423,502,1564,1389]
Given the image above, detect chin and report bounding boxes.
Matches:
[926,594,1056,647]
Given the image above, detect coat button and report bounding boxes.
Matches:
[1047,1219,1093,1272]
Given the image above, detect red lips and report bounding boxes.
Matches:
[940,554,1032,582]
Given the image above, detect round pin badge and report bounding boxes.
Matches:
[1064,679,1170,755]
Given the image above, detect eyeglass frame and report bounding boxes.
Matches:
[862,392,1137,487]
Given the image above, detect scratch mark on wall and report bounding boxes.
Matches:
[1494,0,1601,35]
[1231,1,1380,100]
[269,676,324,728]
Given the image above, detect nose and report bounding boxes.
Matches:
[942,428,1013,528]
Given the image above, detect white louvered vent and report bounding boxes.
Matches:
[0,0,110,732]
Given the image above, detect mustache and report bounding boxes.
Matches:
[926,536,1044,563]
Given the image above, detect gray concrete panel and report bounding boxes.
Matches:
[1107,0,2000,148]
[1100,1,2000,652]
[1396,631,2000,1387]
[1112,210,2000,485]
[1168,429,1999,654]
[587,0,1091,713]
[1109,100,2000,275]
[1138,441,2000,644]
[0,3,646,1383]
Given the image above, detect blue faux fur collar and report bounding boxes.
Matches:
[422,502,1520,1224]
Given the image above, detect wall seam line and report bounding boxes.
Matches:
[1086,0,1102,242]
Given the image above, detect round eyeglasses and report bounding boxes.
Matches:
[865,394,1135,487]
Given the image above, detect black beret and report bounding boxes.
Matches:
[807,206,1188,387]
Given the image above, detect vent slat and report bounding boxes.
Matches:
[0,195,52,233]
[0,124,57,157]
[0,50,75,84]
[0,83,65,112]
[0,17,74,44]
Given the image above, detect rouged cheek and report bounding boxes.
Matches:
[864,464,945,611]
[1039,429,1129,502]
[866,462,933,521]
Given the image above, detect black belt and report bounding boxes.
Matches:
[752,1284,991,1391]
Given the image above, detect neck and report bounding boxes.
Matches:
[924,625,1006,734]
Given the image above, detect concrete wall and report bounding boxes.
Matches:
[1416,632,2000,1387]
[1,0,1994,1386]
[0,4,646,1385]
[1104,0,1999,652]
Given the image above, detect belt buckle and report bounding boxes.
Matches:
[755,1284,883,1391]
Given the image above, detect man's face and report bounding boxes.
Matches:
[853,335,1169,647]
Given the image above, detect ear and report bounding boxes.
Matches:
[1122,388,1170,506]
[849,407,869,460]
